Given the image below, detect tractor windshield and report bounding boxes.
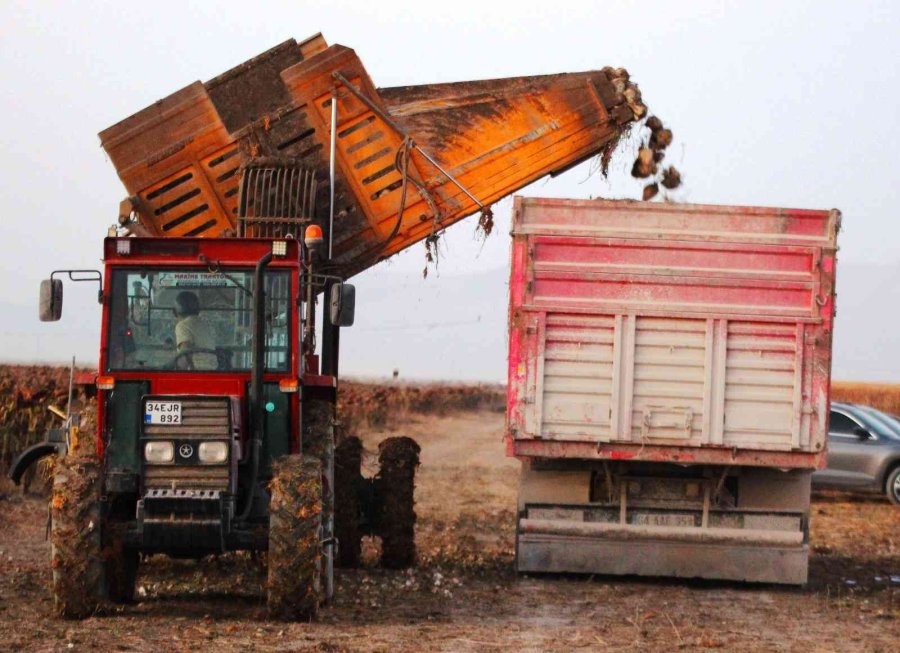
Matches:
[106,268,292,372]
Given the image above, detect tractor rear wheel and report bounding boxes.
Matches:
[104,518,139,603]
[334,436,363,567]
[50,447,104,618]
[375,437,420,569]
[267,455,323,620]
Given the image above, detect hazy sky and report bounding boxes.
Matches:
[0,0,898,380]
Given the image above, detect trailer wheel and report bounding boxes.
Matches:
[375,437,420,569]
[267,455,322,620]
[50,448,105,618]
[334,436,363,567]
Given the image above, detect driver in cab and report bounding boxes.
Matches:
[173,291,217,370]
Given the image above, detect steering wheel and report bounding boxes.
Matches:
[170,348,232,371]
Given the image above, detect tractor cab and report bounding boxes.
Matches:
[96,236,313,555]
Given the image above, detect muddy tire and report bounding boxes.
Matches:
[334,436,363,567]
[375,437,420,569]
[267,455,323,620]
[50,450,104,618]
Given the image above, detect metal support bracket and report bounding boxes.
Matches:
[331,72,487,212]
[51,269,103,304]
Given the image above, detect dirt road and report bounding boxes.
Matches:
[1,409,898,652]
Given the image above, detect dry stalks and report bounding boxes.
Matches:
[831,381,900,415]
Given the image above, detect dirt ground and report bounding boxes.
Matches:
[0,408,898,652]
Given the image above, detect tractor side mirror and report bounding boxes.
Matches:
[329,283,355,327]
[39,279,63,322]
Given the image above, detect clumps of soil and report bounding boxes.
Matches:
[602,67,648,120]
[422,234,440,279]
[591,70,682,202]
[632,147,657,179]
[476,206,494,239]
[661,166,682,190]
[631,114,682,201]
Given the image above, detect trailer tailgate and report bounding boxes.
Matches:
[506,198,839,469]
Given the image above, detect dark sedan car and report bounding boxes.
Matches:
[812,402,900,504]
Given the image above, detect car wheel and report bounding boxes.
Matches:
[886,466,900,506]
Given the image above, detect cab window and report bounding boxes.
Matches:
[106,268,291,372]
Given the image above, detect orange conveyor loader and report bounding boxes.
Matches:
[99,34,646,278]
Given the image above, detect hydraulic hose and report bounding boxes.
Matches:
[237,251,273,523]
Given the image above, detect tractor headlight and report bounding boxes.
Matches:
[198,441,228,464]
[144,441,174,463]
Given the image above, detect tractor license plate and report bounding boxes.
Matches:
[145,401,182,425]
[633,512,695,527]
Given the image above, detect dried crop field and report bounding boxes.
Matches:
[832,381,900,415]
[0,366,91,491]
[0,367,898,651]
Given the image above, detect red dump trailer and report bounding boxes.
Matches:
[506,197,840,584]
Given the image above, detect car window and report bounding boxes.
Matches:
[829,411,860,435]
[857,407,900,440]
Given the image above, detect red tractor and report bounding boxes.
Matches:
[17,218,418,619]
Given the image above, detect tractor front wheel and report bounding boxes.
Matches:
[267,455,323,620]
[50,449,105,618]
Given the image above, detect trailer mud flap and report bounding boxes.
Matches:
[516,518,808,585]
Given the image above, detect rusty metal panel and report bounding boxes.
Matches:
[98,39,314,238]
[516,529,808,584]
[99,82,237,237]
[507,197,838,469]
[100,35,643,279]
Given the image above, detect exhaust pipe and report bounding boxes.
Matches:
[237,251,273,523]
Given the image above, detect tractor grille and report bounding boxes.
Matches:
[142,397,231,490]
